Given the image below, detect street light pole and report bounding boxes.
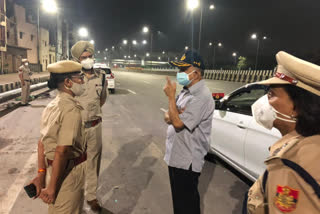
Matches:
[37,0,40,68]
[254,39,260,70]
[198,4,203,53]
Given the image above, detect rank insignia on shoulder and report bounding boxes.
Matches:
[274,185,299,212]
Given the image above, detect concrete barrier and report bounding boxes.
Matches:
[0,76,49,94]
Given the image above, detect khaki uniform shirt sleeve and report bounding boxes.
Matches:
[57,109,82,147]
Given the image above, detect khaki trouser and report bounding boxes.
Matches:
[21,81,31,104]
[46,161,85,214]
[85,122,102,201]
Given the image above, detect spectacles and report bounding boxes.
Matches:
[70,74,84,80]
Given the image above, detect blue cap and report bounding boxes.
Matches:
[170,50,205,70]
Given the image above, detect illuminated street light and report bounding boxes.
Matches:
[128,56,131,59]
[112,46,115,49]
[143,26,149,33]
[132,40,137,45]
[232,52,237,57]
[209,42,212,46]
[263,36,267,40]
[90,40,94,44]
[123,39,128,45]
[42,0,58,14]
[175,57,178,60]
[251,33,257,40]
[218,42,222,47]
[158,57,161,60]
[97,50,100,54]
[185,46,189,50]
[104,57,107,60]
[134,54,137,57]
[142,40,147,45]
[162,51,165,54]
[146,53,150,57]
[105,48,108,51]
[124,55,127,58]
[187,0,199,10]
[78,27,88,38]
[209,4,215,10]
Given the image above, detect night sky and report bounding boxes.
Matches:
[23,0,320,68]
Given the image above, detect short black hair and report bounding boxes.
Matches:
[282,84,320,137]
[47,72,79,89]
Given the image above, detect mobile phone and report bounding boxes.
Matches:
[24,183,37,198]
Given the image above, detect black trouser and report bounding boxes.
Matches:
[168,166,201,214]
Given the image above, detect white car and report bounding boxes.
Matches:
[94,63,116,94]
[210,83,281,181]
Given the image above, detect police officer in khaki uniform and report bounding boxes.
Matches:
[71,41,108,212]
[29,60,87,214]
[245,51,320,214]
[18,58,32,106]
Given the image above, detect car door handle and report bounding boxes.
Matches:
[237,121,246,129]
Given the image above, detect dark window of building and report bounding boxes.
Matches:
[31,34,34,41]
[0,26,5,47]
[19,32,23,39]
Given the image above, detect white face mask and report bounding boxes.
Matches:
[65,80,86,96]
[251,95,296,130]
[81,58,94,70]
[25,63,29,66]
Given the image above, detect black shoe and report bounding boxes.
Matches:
[20,103,30,106]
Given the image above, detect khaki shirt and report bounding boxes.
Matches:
[40,92,85,160]
[18,65,32,80]
[248,131,320,214]
[76,69,107,122]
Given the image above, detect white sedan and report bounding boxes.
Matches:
[210,83,281,181]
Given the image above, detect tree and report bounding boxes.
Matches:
[237,56,248,70]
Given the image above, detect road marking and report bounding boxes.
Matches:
[143,81,151,85]
[127,89,137,95]
[160,108,167,113]
[1,151,37,213]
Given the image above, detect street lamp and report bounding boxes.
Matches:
[104,57,107,60]
[162,51,165,54]
[209,4,215,10]
[146,53,150,57]
[251,33,268,70]
[158,56,161,60]
[187,0,199,10]
[112,46,115,49]
[185,46,189,50]
[209,42,223,69]
[132,40,137,45]
[123,39,128,45]
[143,26,149,33]
[42,0,58,14]
[142,40,147,45]
[90,40,94,44]
[128,56,131,59]
[232,52,237,65]
[134,54,137,57]
[97,50,100,54]
[105,48,108,51]
[78,27,88,38]
[124,55,127,58]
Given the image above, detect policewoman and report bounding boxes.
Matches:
[246,51,320,213]
[29,61,87,213]
[71,41,108,212]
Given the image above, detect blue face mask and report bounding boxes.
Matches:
[176,71,195,86]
